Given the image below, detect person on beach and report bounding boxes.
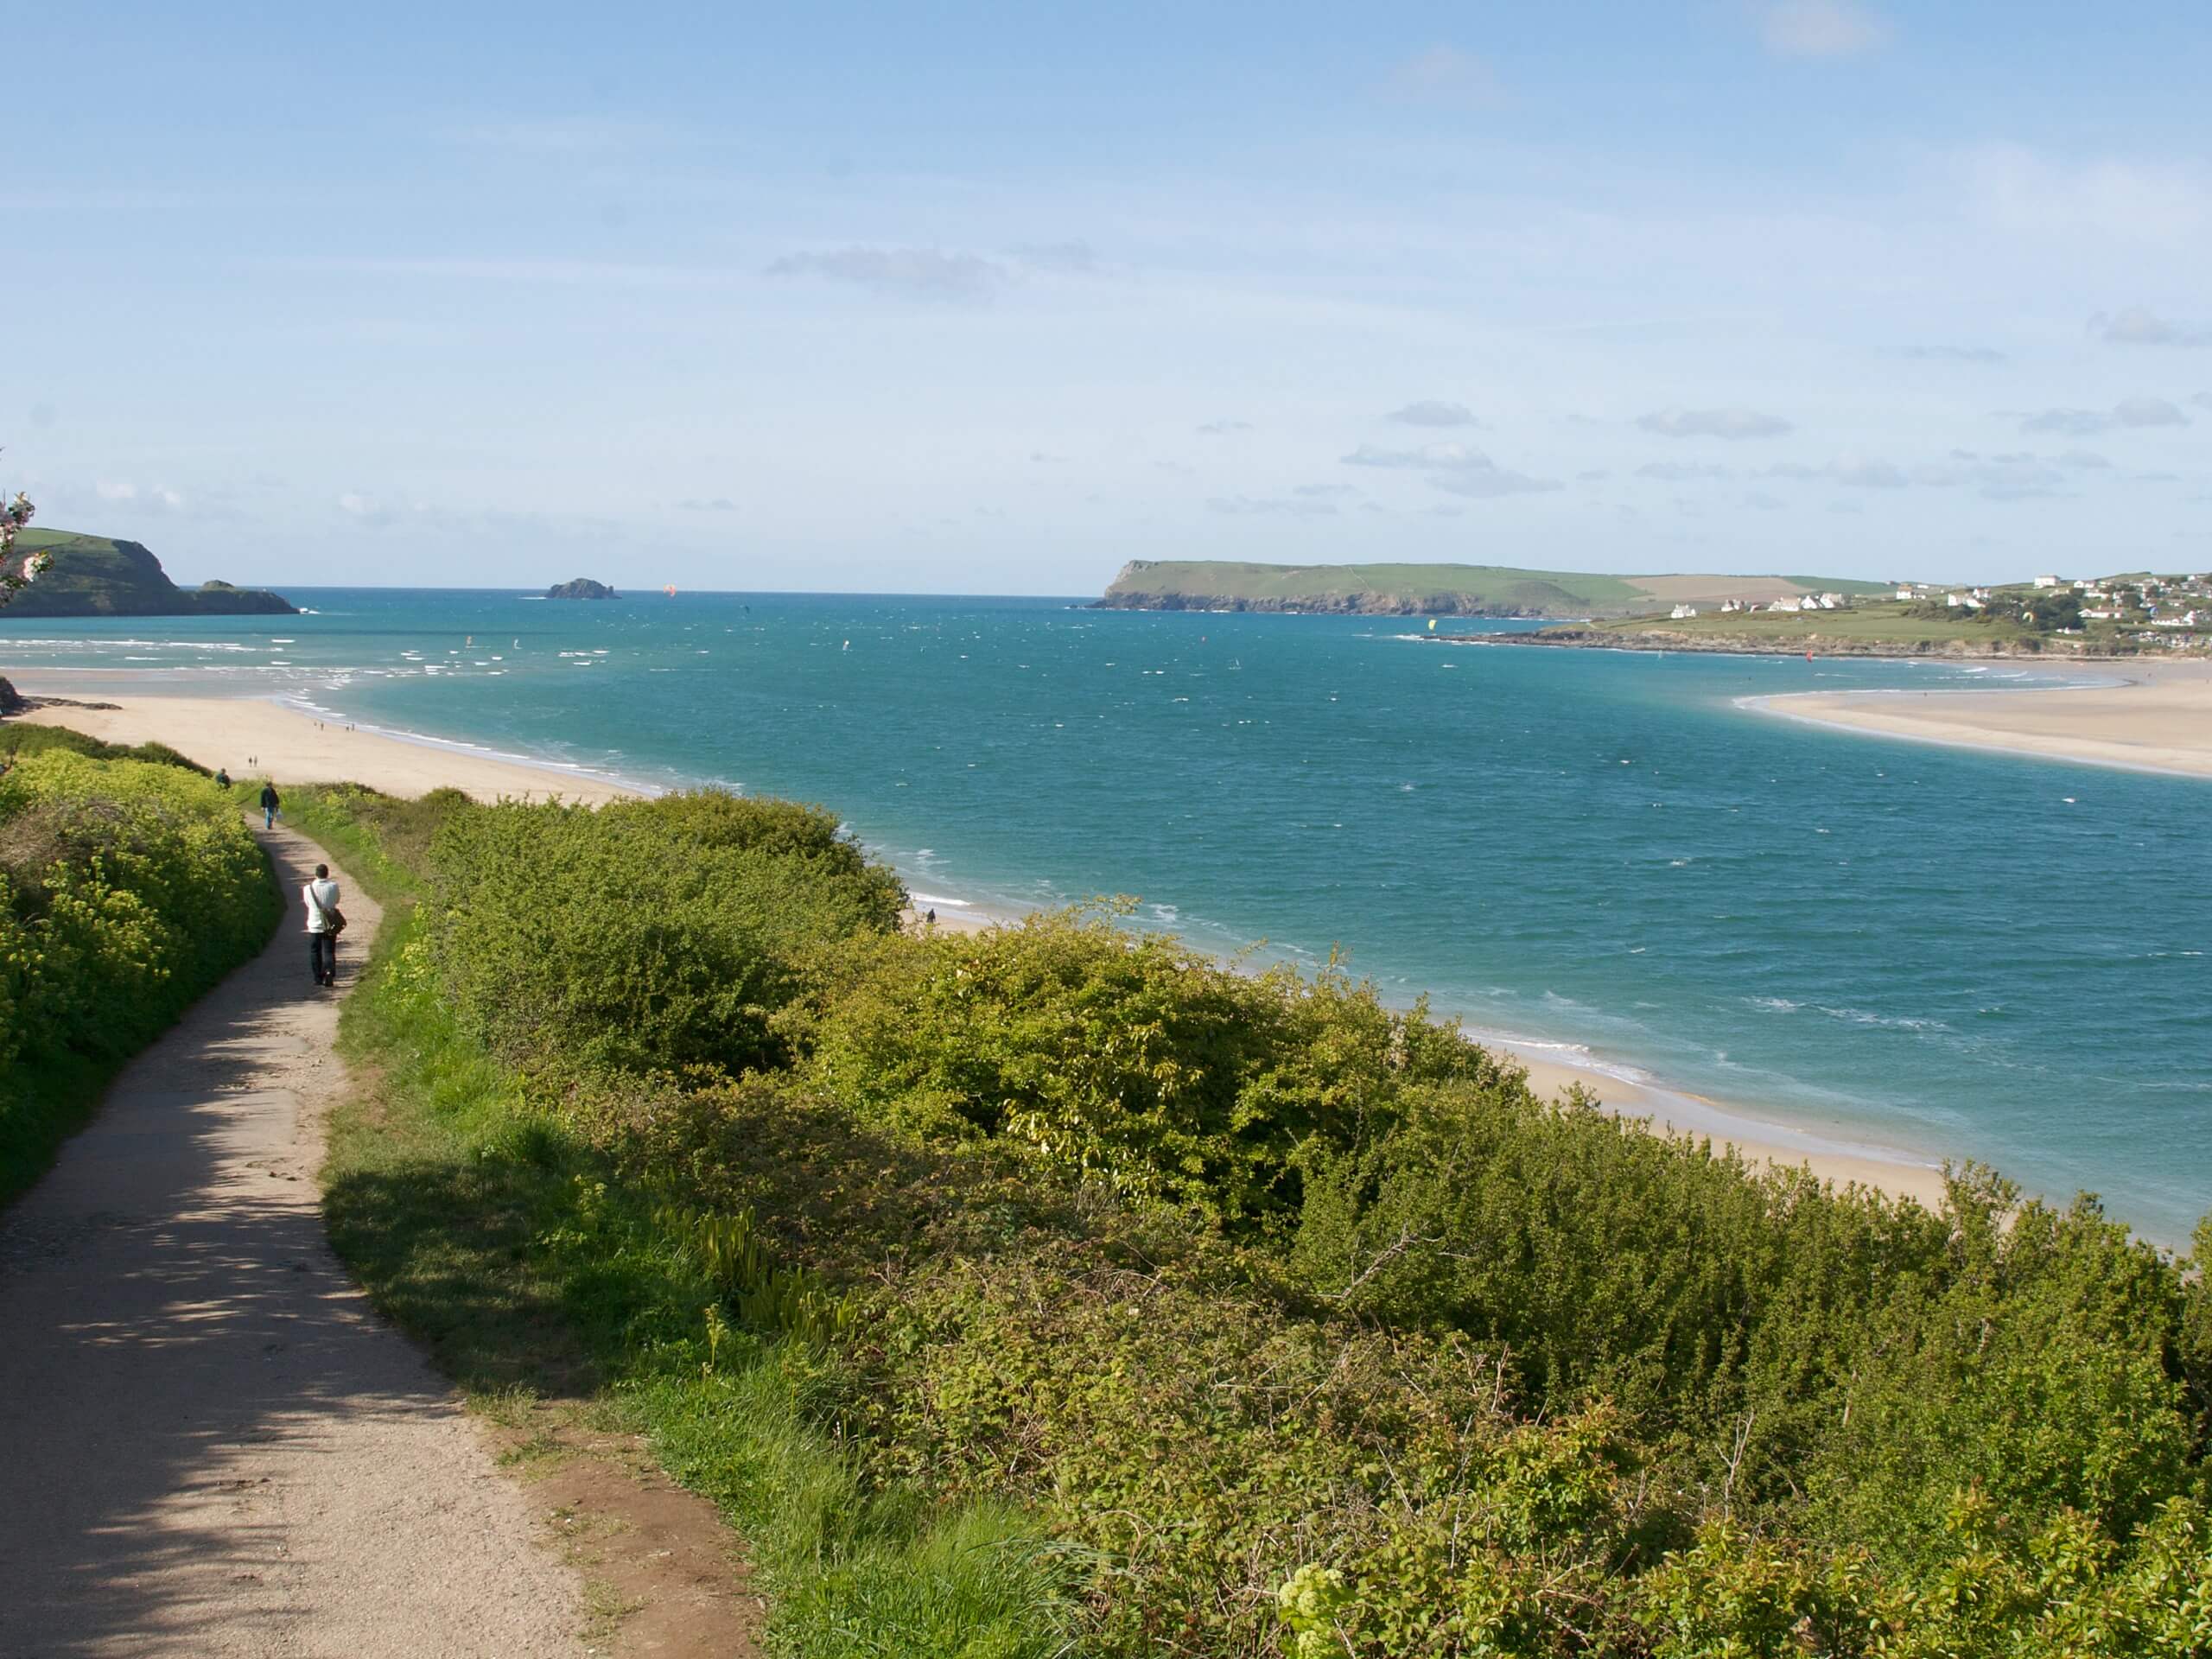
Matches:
[259,781,281,829]
[303,862,343,988]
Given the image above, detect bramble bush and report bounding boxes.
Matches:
[298,779,2212,1655]
[0,745,276,1199]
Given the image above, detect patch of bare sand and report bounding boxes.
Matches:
[1753,658,2212,780]
[13,691,637,804]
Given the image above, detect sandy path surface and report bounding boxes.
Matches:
[0,822,585,1659]
[1751,659,2212,780]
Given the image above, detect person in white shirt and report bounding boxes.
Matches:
[303,863,343,988]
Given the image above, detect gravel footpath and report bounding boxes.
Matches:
[0,821,585,1658]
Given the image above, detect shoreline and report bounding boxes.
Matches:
[1741,658,2212,781]
[9,679,1955,1211]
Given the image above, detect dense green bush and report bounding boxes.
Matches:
[807,908,1490,1223]
[297,779,2212,1656]
[423,790,903,1075]
[0,745,276,1199]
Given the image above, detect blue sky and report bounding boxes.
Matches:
[7,1,2210,591]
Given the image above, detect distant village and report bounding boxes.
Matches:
[1664,570,2210,646]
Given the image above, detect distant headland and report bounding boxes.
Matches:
[1091,558,1890,619]
[546,577,617,600]
[3,530,295,618]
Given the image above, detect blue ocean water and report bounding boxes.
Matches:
[10,589,2208,1241]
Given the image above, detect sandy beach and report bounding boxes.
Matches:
[15,690,638,804]
[11,685,1955,1210]
[1751,658,2212,780]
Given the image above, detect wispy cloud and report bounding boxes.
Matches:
[1196,419,1254,435]
[1206,494,1339,518]
[449,117,681,156]
[1385,400,1478,428]
[1757,1,1892,60]
[1006,239,1103,276]
[765,246,1006,302]
[1637,461,1735,481]
[678,496,737,512]
[1388,45,1503,105]
[1341,442,1560,498]
[1905,345,2006,364]
[337,491,397,527]
[2092,306,2210,346]
[1833,455,1908,489]
[2018,397,2190,435]
[1638,407,1794,439]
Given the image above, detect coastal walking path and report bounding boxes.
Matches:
[0,822,585,1658]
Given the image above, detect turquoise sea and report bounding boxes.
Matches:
[9,589,2207,1241]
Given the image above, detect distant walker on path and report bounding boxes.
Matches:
[260,780,281,829]
[303,861,344,988]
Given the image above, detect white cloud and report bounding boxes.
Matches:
[2115,395,2191,427]
[1834,455,1908,489]
[1341,442,1486,470]
[1637,461,1734,480]
[1904,345,2006,364]
[95,480,137,501]
[337,491,397,526]
[2018,397,2189,435]
[1341,442,1559,498]
[1196,419,1254,435]
[2094,306,2210,346]
[764,246,1006,302]
[1758,1,1891,60]
[1638,407,1793,439]
[1385,400,1478,428]
[1743,491,1785,511]
[678,496,738,511]
[1958,149,2212,245]
[1389,45,1502,105]
[1429,465,1561,499]
[1206,494,1339,518]
[1007,240,1103,275]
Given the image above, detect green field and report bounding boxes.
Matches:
[1096,559,1896,618]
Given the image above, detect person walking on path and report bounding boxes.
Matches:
[259,779,281,829]
[0,826,590,1656]
[303,861,343,988]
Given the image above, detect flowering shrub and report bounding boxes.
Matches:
[0,485,45,603]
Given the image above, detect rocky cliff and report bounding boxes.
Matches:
[4,531,296,617]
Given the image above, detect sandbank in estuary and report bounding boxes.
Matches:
[1745,658,2212,781]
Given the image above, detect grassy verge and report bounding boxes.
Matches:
[276,785,1077,1658]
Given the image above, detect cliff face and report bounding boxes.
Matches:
[546,577,617,600]
[4,531,296,617]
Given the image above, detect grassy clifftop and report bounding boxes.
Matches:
[1095,558,1893,618]
[5,529,296,617]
